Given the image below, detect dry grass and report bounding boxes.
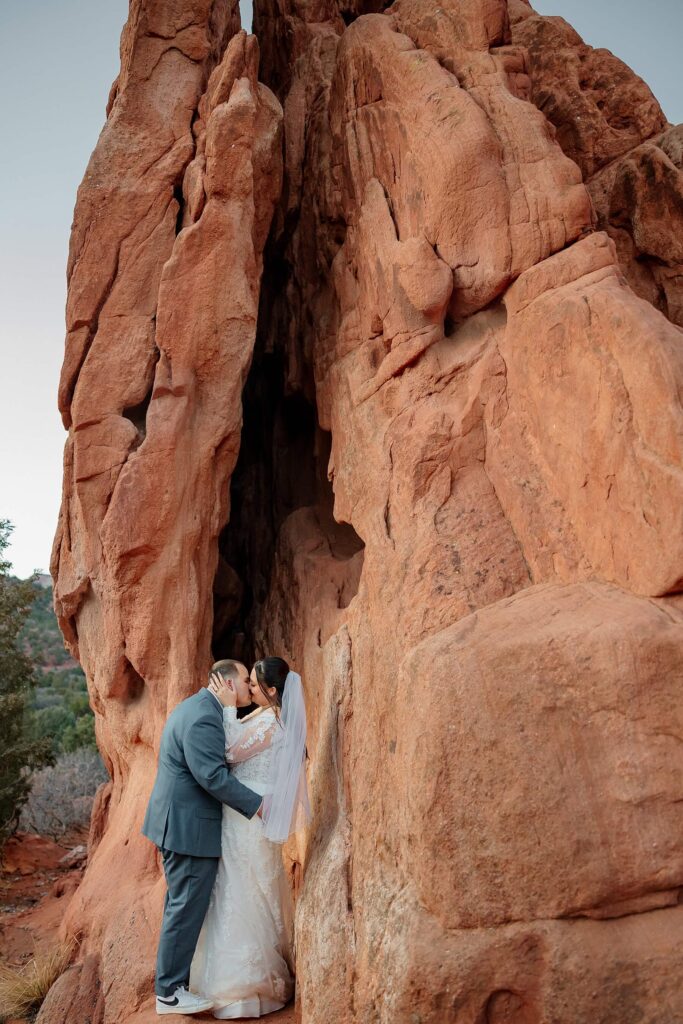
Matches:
[0,941,74,1022]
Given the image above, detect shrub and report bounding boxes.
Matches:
[0,521,53,847]
[21,583,95,755]
[20,750,108,839]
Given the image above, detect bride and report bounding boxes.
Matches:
[190,657,310,1019]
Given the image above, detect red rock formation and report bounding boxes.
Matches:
[48,1,282,1019]
[47,0,683,1022]
[251,1,683,1021]
[587,125,683,327]
[510,5,683,326]
[486,232,683,594]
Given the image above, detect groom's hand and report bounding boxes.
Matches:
[208,671,237,708]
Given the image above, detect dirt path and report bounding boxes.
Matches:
[0,831,86,964]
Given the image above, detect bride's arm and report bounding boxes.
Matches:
[223,708,278,763]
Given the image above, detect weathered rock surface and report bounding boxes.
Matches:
[395,582,683,930]
[251,0,683,1021]
[48,1,282,1020]
[36,956,104,1024]
[48,0,683,1022]
[508,7,666,179]
[486,231,683,595]
[587,125,683,327]
[510,6,683,327]
[378,904,683,1023]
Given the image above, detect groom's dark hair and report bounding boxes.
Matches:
[210,659,244,681]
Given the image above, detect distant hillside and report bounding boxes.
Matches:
[20,580,95,753]
[21,581,80,673]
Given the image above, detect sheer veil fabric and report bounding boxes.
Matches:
[262,671,311,843]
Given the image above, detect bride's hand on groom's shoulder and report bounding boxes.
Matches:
[208,671,237,708]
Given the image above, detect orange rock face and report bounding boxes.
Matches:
[510,5,683,327]
[587,125,683,327]
[48,1,683,1022]
[49,1,282,1020]
[252,1,683,1021]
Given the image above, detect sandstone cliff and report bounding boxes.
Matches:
[47,1,683,1022]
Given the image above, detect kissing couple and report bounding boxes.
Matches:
[142,657,310,1018]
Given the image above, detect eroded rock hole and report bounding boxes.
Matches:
[478,989,531,1024]
[212,341,364,666]
[339,0,393,24]
[109,655,145,703]
[122,382,154,442]
[172,182,184,235]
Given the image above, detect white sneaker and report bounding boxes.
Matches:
[156,986,214,1015]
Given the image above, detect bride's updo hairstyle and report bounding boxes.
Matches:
[254,656,290,710]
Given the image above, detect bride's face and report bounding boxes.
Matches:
[249,666,277,707]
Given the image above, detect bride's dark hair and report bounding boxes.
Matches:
[253,656,290,710]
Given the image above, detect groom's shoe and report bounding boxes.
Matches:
[156,986,214,1015]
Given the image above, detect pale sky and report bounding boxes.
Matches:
[0,1,680,579]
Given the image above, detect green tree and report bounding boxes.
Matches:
[0,521,53,847]
[19,574,96,755]
[31,704,77,752]
[62,713,97,753]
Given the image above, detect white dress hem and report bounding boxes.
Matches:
[212,995,287,1019]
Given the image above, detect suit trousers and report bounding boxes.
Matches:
[155,848,219,997]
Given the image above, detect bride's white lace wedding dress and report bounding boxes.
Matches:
[190,705,294,1019]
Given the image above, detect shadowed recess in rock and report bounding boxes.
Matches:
[213,339,364,664]
[107,655,145,703]
[121,382,154,442]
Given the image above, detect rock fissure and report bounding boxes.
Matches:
[59,249,124,425]
[141,44,205,83]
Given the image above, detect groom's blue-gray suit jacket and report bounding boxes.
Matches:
[142,688,261,857]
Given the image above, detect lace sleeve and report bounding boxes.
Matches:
[223,708,278,764]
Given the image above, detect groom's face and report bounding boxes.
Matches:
[231,664,253,708]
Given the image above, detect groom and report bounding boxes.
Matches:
[142,659,261,1016]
